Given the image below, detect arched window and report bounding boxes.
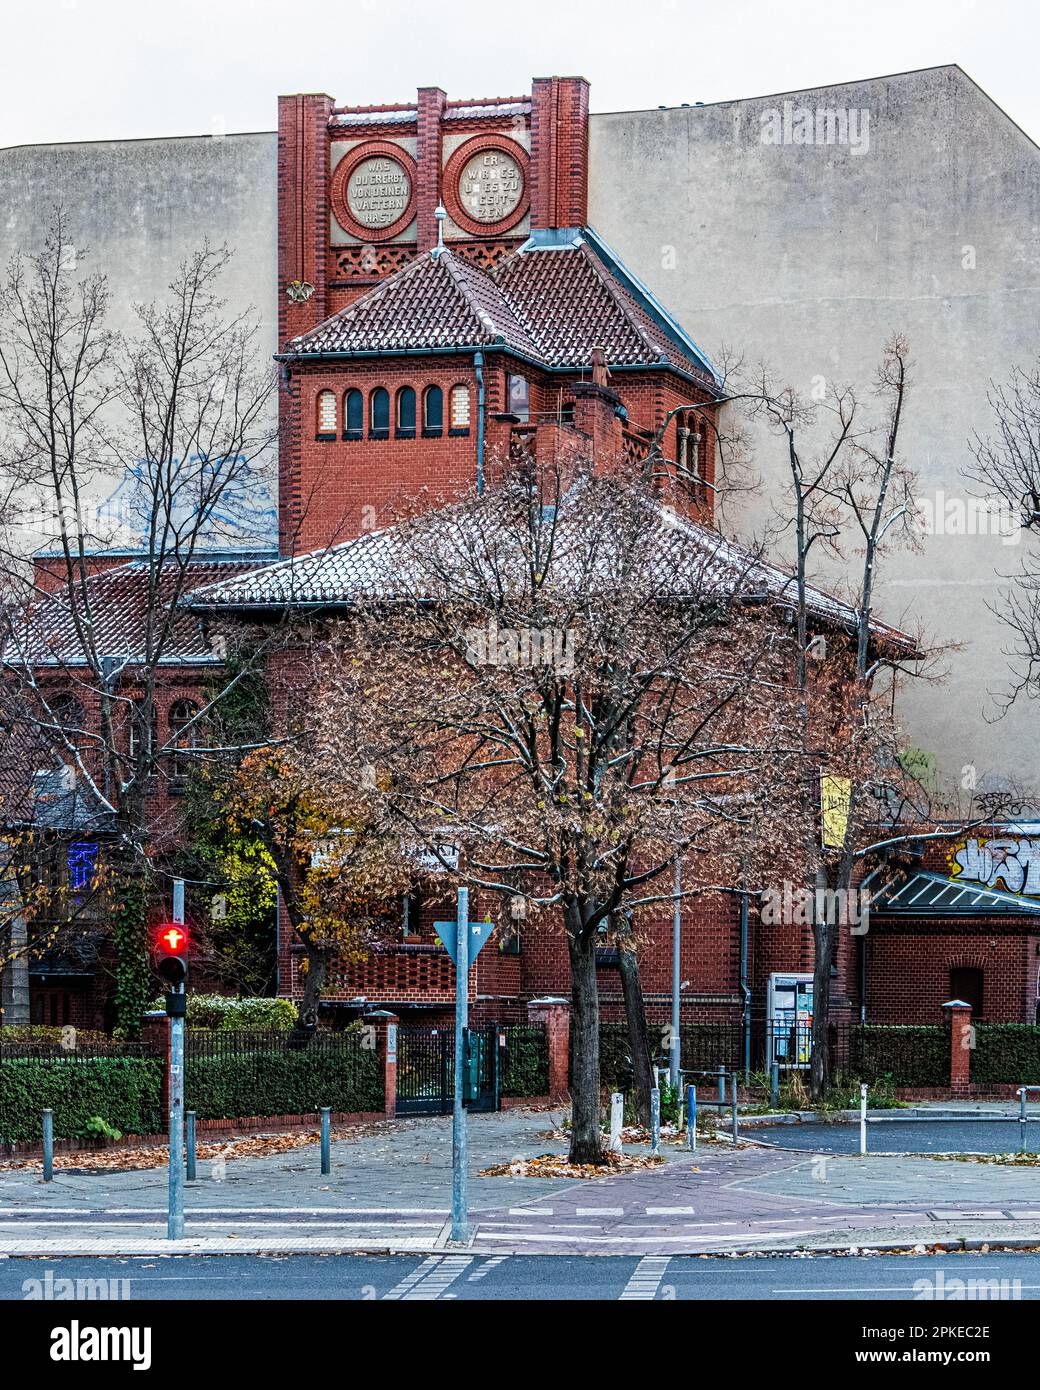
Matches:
[129,698,158,767]
[449,384,471,434]
[47,692,85,742]
[344,389,364,440]
[507,374,529,423]
[396,387,416,439]
[370,387,390,439]
[423,385,443,436]
[679,411,702,478]
[168,698,199,783]
[316,390,337,438]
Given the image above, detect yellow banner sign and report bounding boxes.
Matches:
[821,774,852,849]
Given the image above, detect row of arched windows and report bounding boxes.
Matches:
[47,692,200,782]
[317,385,471,441]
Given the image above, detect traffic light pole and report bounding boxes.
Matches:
[167,879,186,1240]
[451,887,470,1244]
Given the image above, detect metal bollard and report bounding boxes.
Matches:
[770,1061,779,1109]
[186,1111,197,1183]
[650,1088,661,1156]
[687,1085,697,1152]
[1020,1088,1028,1155]
[42,1109,54,1182]
[717,1065,725,1104]
[859,1083,868,1155]
[730,1073,738,1143]
[320,1107,331,1175]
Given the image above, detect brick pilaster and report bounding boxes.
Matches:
[527,996,570,1102]
[365,1009,400,1118]
[416,86,447,253]
[530,77,590,229]
[943,999,973,1095]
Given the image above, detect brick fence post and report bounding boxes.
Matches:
[141,1010,169,1121]
[364,1010,399,1119]
[942,999,973,1096]
[526,997,570,1103]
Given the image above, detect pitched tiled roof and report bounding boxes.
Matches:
[8,554,275,669]
[493,238,705,377]
[283,230,717,384]
[285,250,540,358]
[184,494,915,655]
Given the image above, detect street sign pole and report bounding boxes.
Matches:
[168,879,186,1240]
[435,888,496,1246]
[451,887,470,1243]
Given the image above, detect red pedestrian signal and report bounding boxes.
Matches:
[154,922,189,986]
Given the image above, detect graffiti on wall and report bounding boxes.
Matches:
[951,837,1040,897]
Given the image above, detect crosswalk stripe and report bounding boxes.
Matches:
[619,1256,671,1300]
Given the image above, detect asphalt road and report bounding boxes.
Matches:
[4,1251,1040,1300]
[751,1120,1036,1154]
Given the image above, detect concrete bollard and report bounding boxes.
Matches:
[859,1083,868,1155]
[609,1092,624,1153]
[650,1087,661,1156]
[320,1107,331,1175]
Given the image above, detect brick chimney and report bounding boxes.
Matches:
[572,348,624,464]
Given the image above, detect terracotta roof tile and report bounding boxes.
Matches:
[284,233,715,382]
[10,555,274,669]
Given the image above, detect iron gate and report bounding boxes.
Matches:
[396,1026,499,1116]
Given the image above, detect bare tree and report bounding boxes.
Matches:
[0,210,277,1035]
[966,361,1040,712]
[303,452,822,1162]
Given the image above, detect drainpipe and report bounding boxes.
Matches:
[474,350,486,495]
[740,890,751,1078]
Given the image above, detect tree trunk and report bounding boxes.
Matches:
[567,919,603,1164]
[810,916,835,1102]
[295,943,328,1038]
[618,934,653,1127]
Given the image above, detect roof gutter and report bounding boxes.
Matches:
[273,341,715,390]
[474,349,486,496]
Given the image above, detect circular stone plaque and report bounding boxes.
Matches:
[456,148,524,225]
[346,155,413,230]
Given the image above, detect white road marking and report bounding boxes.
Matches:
[508,1207,553,1216]
[576,1207,624,1216]
[382,1255,473,1301]
[619,1256,671,1300]
[646,1207,696,1215]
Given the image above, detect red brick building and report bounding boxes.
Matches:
[8,75,1040,1048]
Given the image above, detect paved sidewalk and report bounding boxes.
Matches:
[3,1108,1040,1257]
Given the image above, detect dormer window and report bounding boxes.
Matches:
[370,387,390,440]
[423,385,443,437]
[396,387,416,439]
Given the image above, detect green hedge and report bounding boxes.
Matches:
[501,1027,548,1097]
[846,1025,948,1088]
[185,1043,383,1121]
[146,996,298,1031]
[971,1025,1040,1085]
[0,1057,163,1143]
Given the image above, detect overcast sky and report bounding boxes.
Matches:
[3,0,1038,148]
